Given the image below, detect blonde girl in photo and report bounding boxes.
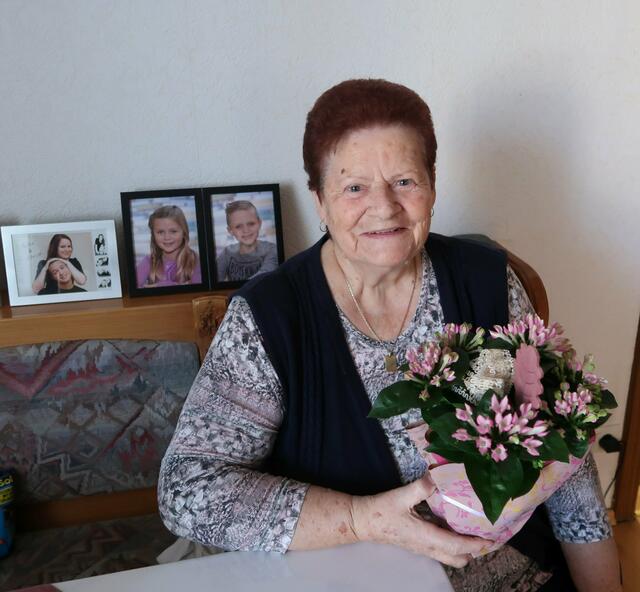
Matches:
[136,205,201,288]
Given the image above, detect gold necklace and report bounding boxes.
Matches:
[338,253,418,373]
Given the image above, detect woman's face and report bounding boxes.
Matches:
[57,238,73,259]
[152,218,185,255]
[314,124,435,270]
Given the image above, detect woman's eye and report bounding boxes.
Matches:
[346,184,362,193]
[396,178,414,187]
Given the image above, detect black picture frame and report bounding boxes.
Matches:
[120,188,209,297]
[203,184,284,290]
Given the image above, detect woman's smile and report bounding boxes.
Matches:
[361,227,408,237]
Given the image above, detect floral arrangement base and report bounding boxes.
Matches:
[407,423,586,555]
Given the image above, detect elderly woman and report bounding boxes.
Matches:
[158,80,621,591]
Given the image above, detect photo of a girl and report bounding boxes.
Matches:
[32,234,87,295]
[136,205,201,288]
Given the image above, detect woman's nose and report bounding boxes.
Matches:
[369,182,399,217]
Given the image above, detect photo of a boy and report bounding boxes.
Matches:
[216,200,278,282]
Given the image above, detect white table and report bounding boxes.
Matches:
[57,543,453,592]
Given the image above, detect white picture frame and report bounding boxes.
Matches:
[1,220,122,306]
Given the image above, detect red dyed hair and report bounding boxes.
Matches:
[303,79,437,192]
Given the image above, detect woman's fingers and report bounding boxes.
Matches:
[359,476,488,567]
[419,519,486,559]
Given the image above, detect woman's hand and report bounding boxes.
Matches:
[350,474,487,567]
[47,257,64,266]
[65,258,87,285]
[32,258,56,293]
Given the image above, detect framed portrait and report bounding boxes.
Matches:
[203,184,284,289]
[1,220,122,306]
[121,188,208,297]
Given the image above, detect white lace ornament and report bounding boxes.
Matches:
[461,349,515,404]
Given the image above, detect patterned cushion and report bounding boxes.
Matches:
[0,341,199,502]
[0,514,175,591]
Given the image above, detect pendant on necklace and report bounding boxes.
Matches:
[384,353,398,373]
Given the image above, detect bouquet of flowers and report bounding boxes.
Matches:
[369,315,617,550]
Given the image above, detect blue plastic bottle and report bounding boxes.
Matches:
[0,470,15,558]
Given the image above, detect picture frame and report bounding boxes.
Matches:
[121,188,209,297]
[203,184,284,289]
[1,220,122,306]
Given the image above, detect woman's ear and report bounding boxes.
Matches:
[312,191,327,224]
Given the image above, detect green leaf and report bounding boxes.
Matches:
[512,462,540,499]
[368,381,423,418]
[452,349,470,376]
[421,402,451,423]
[537,429,570,463]
[591,413,612,429]
[476,390,498,415]
[464,455,523,524]
[440,387,468,406]
[425,441,468,464]
[599,390,618,409]
[564,431,590,459]
[484,337,513,350]
[428,412,459,441]
[538,351,559,374]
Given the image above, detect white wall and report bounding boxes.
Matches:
[2,0,639,499]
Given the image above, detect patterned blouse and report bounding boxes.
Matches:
[158,249,612,591]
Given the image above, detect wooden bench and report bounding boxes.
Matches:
[0,292,228,591]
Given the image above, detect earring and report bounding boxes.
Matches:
[319,221,328,233]
[430,207,435,217]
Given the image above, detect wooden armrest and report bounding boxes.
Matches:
[16,487,158,531]
[192,294,229,361]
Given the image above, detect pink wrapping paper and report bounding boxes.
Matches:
[407,423,586,555]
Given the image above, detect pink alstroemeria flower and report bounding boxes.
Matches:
[452,428,473,442]
[476,415,494,435]
[490,394,509,415]
[522,437,544,456]
[476,436,492,455]
[491,444,508,462]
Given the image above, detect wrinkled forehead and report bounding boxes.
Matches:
[322,125,429,182]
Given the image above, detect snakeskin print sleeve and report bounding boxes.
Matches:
[158,296,308,553]
[506,265,612,542]
[545,453,613,542]
[507,265,536,321]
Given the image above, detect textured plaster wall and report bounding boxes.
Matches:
[1,1,639,499]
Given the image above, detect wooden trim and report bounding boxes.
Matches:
[16,487,158,531]
[0,291,230,350]
[614,315,640,521]
[192,295,230,360]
